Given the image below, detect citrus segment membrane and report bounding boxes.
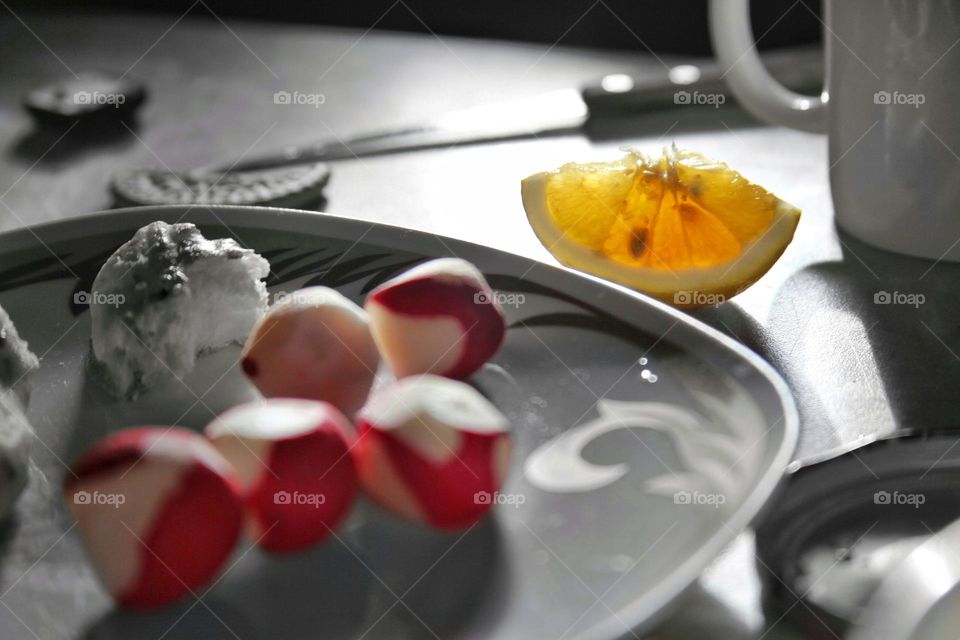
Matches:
[523,146,801,305]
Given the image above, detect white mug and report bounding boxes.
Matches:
[709,0,960,262]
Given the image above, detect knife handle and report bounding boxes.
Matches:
[581,45,823,116]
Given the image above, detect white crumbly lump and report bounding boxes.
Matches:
[91,222,270,396]
[0,303,40,404]
[0,304,38,519]
[0,394,31,519]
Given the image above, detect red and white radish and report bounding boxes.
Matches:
[353,375,511,530]
[205,398,358,552]
[364,258,506,380]
[241,287,380,416]
[64,427,243,609]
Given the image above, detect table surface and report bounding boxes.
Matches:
[1,8,958,640]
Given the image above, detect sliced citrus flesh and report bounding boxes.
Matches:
[521,146,801,306]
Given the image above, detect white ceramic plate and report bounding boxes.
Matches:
[0,206,797,640]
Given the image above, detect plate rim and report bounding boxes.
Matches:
[0,204,798,638]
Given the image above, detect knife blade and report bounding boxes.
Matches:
[112,46,823,207]
[221,45,822,171]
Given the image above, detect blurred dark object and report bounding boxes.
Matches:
[6,0,821,55]
[22,71,146,130]
[849,515,960,640]
[755,432,960,639]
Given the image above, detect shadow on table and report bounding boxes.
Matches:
[698,227,960,462]
[64,347,260,466]
[83,597,254,640]
[692,227,960,639]
[643,582,762,640]
[8,119,141,167]
[82,504,505,640]
[585,103,759,145]
[0,517,18,562]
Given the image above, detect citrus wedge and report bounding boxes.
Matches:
[521,146,801,306]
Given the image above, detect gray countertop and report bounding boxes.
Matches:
[1,8,957,639]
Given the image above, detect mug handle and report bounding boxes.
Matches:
[708,0,827,133]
